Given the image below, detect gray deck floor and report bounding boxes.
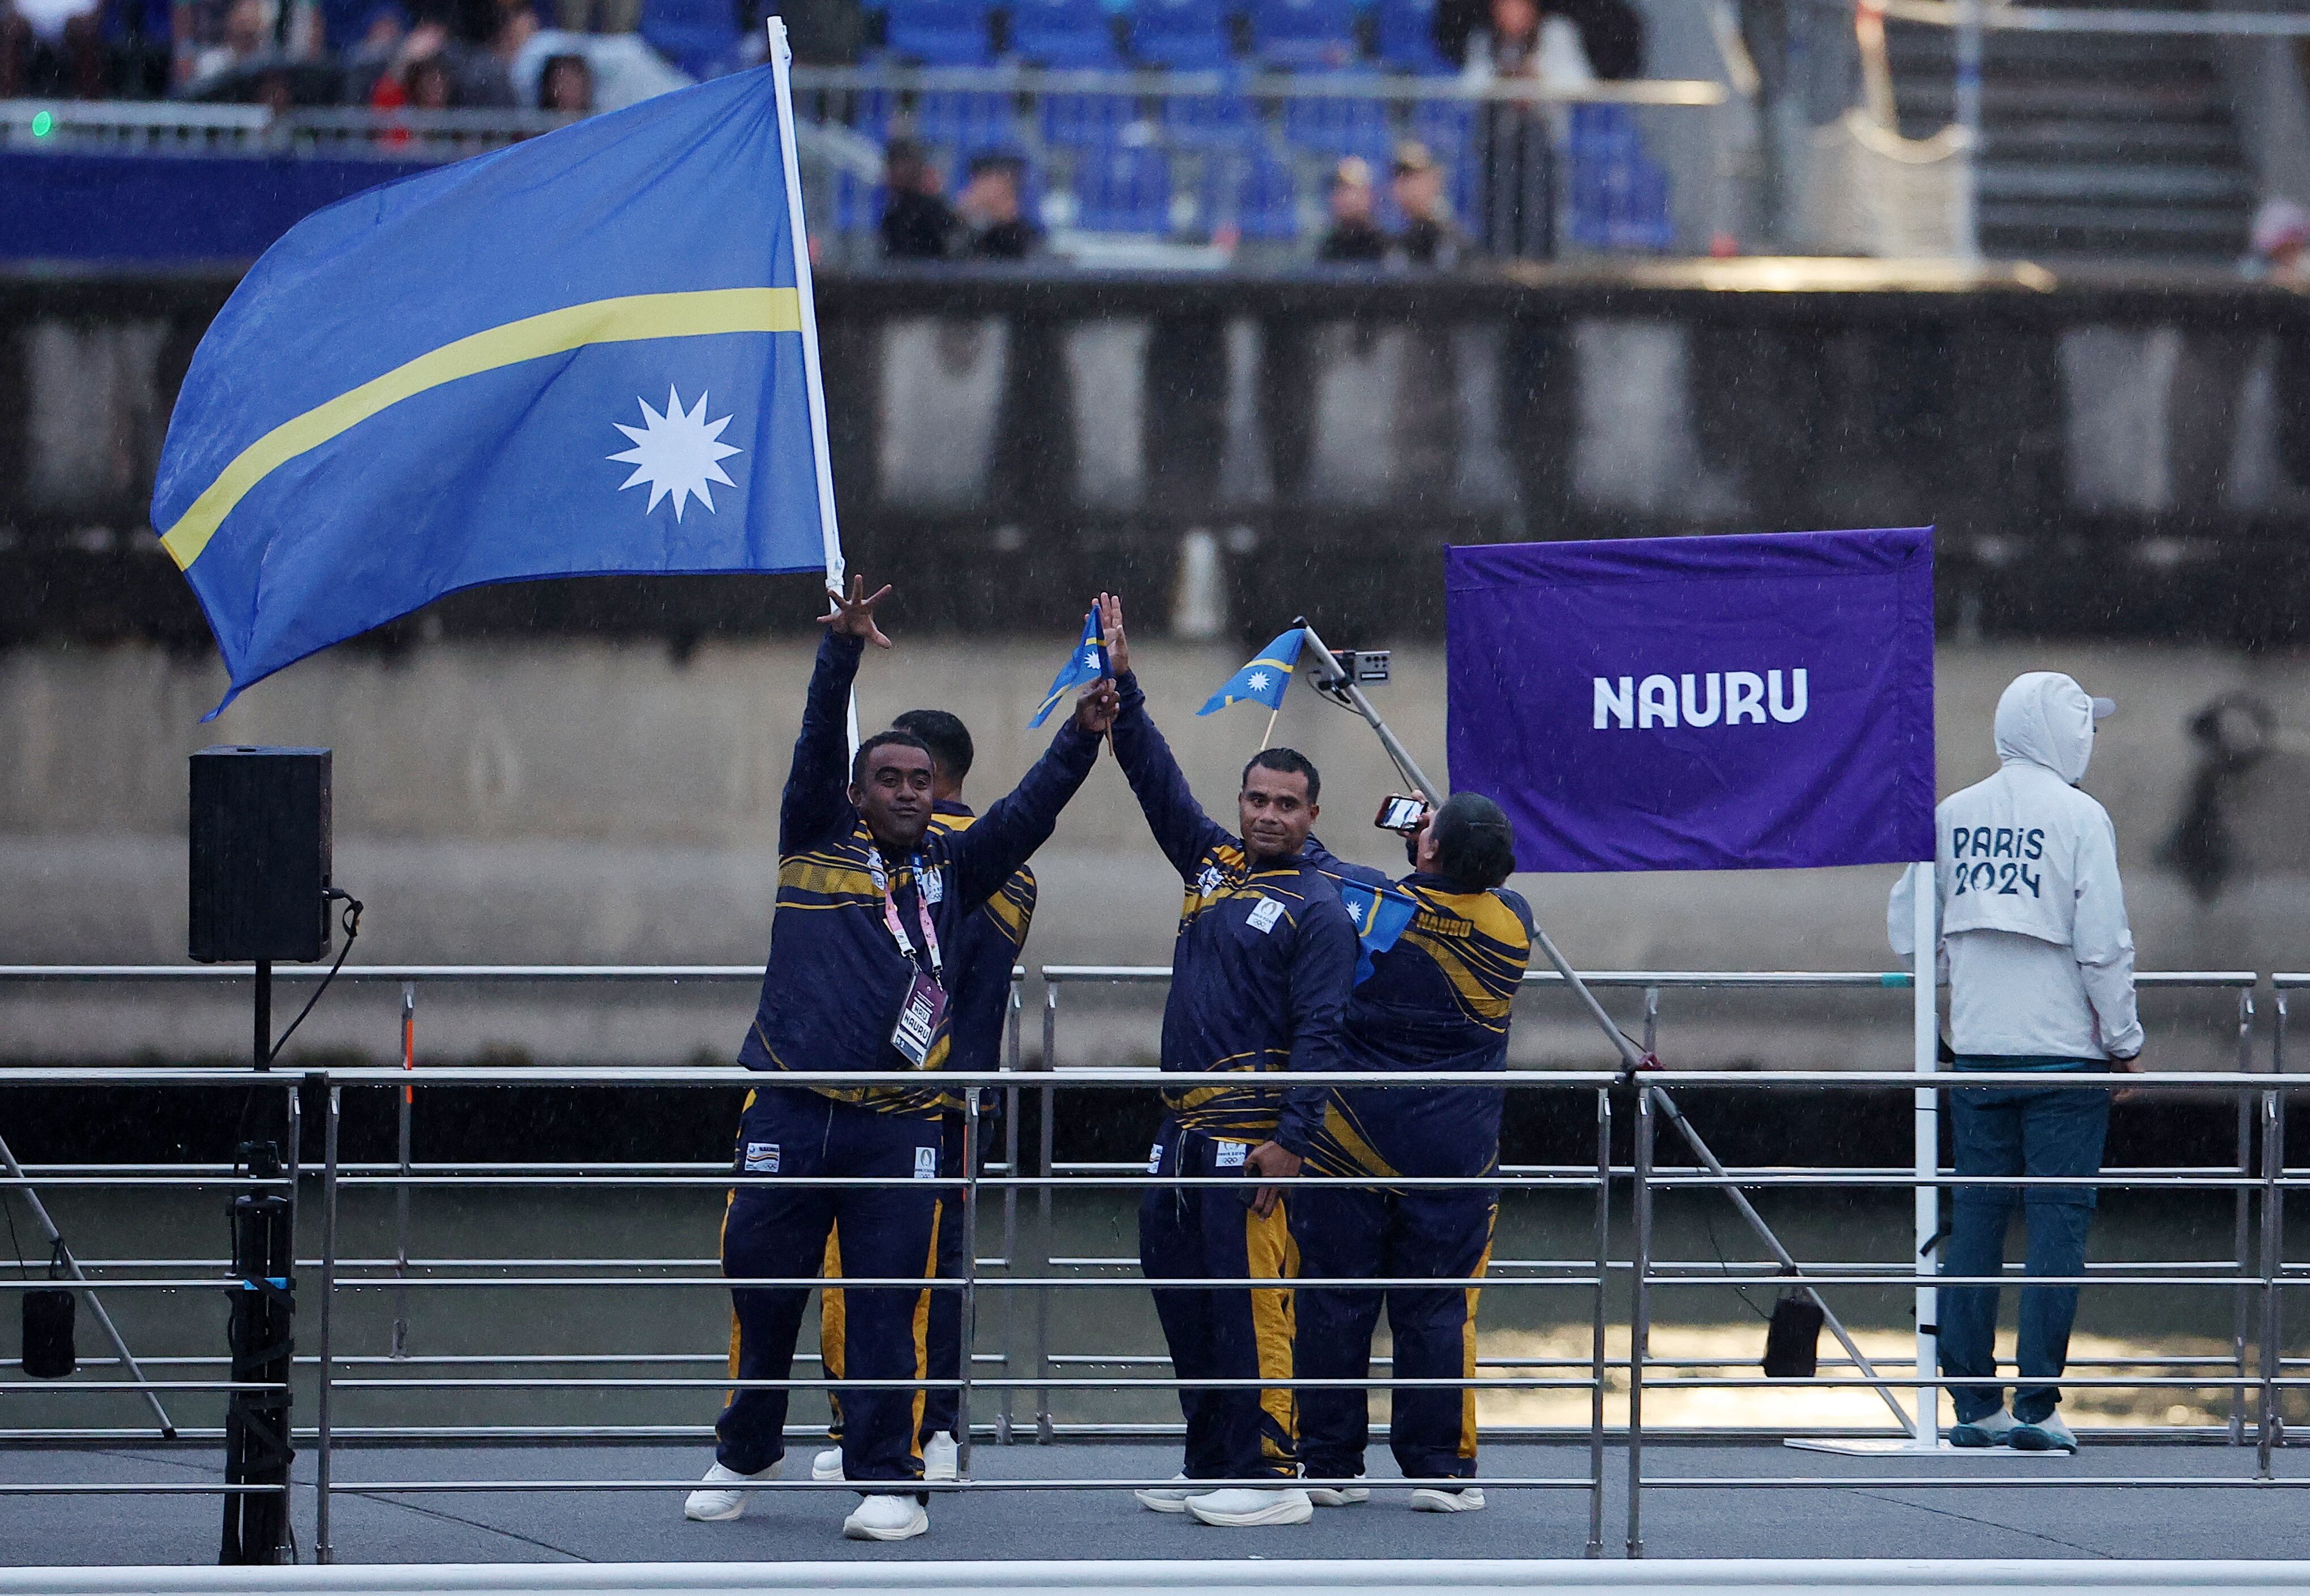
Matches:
[8,1441,2310,1567]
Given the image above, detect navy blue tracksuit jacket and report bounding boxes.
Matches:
[1109,669,1358,1483]
[823,801,1036,1446]
[717,633,1092,1484]
[1291,871,1534,1483]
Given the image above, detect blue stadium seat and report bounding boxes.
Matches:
[1075,144,1175,232]
[882,0,996,65]
[1130,0,1235,70]
[1279,80,1391,153]
[1009,0,1122,66]
[1249,0,1357,69]
[1161,90,1259,148]
[1564,104,1675,251]
[1202,145,1299,239]
[1040,90,1137,150]
[642,0,742,79]
[912,89,1023,165]
[1373,0,1451,72]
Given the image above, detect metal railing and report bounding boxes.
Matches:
[0,963,2295,1565]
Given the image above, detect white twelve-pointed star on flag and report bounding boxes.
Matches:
[1247,670,1271,692]
[608,386,742,521]
[1083,649,1101,668]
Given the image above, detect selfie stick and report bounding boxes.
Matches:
[1294,620,1918,1439]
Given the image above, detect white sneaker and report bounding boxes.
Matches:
[1409,1486,1486,1513]
[1135,1473,1199,1513]
[1949,1409,2019,1449]
[923,1430,959,1483]
[683,1458,779,1522]
[2010,1412,2080,1454]
[1184,1486,1314,1527]
[812,1447,845,1482]
[842,1492,930,1541]
[1306,1484,1370,1506]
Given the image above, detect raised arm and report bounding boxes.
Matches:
[946,682,1118,913]
[1100,592,1233,880]
[778,577,891,855]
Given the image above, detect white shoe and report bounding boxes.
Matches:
[1306,1484,1370,1506]
[842,1492,930,1541]
[1135,1473,1199,1513]
[923,1430,959,1483]
[2010,1411,2080,1454]
[812,1447,845,1482]
[683,1459,779,1522]
[1949,1409,2019,1449]
[1409,1486,1486,1513]
[1185,1486,1314,1527]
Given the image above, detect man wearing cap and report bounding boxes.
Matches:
[1889,671,2141,1456]
[1317,157,1389,263]
[1389,142,1463,269]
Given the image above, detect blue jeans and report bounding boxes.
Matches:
[1939,1058,2111,1426]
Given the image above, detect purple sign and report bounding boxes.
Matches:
[1445,529,1936,873]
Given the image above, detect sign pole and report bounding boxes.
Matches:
[1913,859,1940,1445]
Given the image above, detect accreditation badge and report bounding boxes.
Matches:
[891,969,949,1068]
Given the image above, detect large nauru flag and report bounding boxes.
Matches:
[1445,528,1935,874]
[151,62,833,714]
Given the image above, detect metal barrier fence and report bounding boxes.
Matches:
[0,964,2296,1564]
[2,64,1727,259]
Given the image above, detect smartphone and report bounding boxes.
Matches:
[1374,794,1429,835]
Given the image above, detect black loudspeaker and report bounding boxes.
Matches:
[189,747,333,964]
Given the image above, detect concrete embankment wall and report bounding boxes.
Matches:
[2,637,2304,1071]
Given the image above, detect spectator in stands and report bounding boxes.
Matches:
[177,0,267,92]
[1317,156,1388,263]
[536,44,587,109]
[341,0,408,98]
[450,0,530,105]
[880,136,960,260]
[956,152,1040,260]
[1451,0,1639,79]
[2249,198,2310,286]
[0,0,106,98]
[1389,141,1462,269]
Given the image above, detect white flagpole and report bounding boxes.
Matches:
[767,19,858,754]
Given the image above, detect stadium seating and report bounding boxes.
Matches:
[1129,0,1235,69]
[1008,0,1123,67]
[1563,103,1674,250]
[1073,143,1175,232]
[1248,0,1358,70]
[1373,0,1452,73]
[882,0,997,66]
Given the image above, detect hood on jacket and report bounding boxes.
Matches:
[1994,671,2112,784]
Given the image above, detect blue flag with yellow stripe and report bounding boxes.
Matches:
[1334,875,1418,985]
[151,63,833,715]
[1196,627,1305,716]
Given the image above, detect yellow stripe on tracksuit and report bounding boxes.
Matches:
[1246,1201,1301,1462]
[1460,1218,1496,1461]
[159,287,802,570]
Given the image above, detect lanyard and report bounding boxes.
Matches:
[866,846,943,981]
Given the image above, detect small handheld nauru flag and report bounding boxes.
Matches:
[1334,876,1418,985]
[1196,627,1306,716]
[1029,609,1110,728]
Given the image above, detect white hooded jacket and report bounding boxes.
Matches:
[1888,671,2144,1060]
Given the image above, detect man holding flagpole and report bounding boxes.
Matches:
[687,578,1116,1541]
[1095,594,1358,1530]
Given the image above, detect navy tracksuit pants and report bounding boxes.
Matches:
[1290,1183,1495,1483]
[1139,1119,1300,1482]
[823,1114,970,1443]
[716,1086,942,1483]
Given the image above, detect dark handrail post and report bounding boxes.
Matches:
[999,973,1022,1444]
[2234,989,2256,1445]
[1036,979,1058,1443]
[1586,1084,1611,1559]
[315,1081,339,1563]
[957,1087,982,1479]
[2260,1085,2286,1478]
[1627,1081,1652,1560]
